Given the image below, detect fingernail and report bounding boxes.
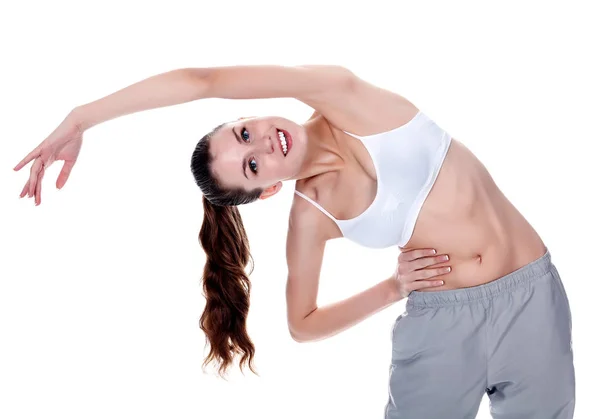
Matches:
[431,249,437,254]
[438,281,444,285]
[444,255,449,261]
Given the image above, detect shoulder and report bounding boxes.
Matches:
[284,194,325,275]
[303,69,420,136]
[287,187,337,241]
[286,188,340,260]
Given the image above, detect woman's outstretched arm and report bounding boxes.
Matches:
[73,65,355,131]
[74,68,206,131]
[13,65,355,204]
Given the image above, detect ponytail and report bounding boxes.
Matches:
[198,195,258,378]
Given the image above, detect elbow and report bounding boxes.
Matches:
[288,326,307,343]
[289,331,306,343]
[288,321,313,343]
[184,67,212,98]
[288,307,318,343]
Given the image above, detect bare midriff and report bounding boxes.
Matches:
[401,138,547,291]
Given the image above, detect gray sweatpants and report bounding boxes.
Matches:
[385,248,575,418]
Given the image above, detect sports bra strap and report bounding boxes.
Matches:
[342,130,363,139]
[294,190,339,223]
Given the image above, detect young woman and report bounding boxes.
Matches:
[13,65,575,418]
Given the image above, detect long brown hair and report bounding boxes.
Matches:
[190,122,264,378]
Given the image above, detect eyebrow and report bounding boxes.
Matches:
[232,127,248,179]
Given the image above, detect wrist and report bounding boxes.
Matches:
[385,276,402,303]
[68,107,88,133]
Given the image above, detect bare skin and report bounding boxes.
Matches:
[295,110,547,291]
[14,65,547,342]
[204,68,546,340]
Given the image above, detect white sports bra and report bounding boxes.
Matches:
[294,110,452,248]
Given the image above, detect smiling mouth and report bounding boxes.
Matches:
[276,129,292,157]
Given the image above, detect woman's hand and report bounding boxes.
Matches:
[391,248,452,300]
[13,111,84,206]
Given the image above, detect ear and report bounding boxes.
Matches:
[259,181,283,200]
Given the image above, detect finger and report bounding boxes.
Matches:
[398,248,437,262]
[411,254,450,270]
[28,158,44,198]
[411,266,452,281]
[56,160,75,190]
[410,279,445,291]
[14,147,41,172]
[35,166,44,206]
[20,180,30,198]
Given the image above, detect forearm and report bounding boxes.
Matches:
[291,277,402,343]
[71,65,352,132]
[72,68,205,131]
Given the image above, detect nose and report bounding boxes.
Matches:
[254,134,274,155]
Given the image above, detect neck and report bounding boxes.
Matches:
[292,116,347,182]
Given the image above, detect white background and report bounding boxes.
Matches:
[1,1,598,418]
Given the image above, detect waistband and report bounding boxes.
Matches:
[407,247,553,308]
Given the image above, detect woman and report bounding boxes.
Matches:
[13,65,575,418]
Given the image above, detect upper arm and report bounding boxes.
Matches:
[285,204,329,339]
[195,64,354,103]
[193,64,417,135]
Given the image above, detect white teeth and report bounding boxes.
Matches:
[278,131,288,155]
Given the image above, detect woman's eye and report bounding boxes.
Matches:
[241,127,250,142]
[249,158,258,174]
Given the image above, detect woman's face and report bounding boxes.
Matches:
[209,116,307,198]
